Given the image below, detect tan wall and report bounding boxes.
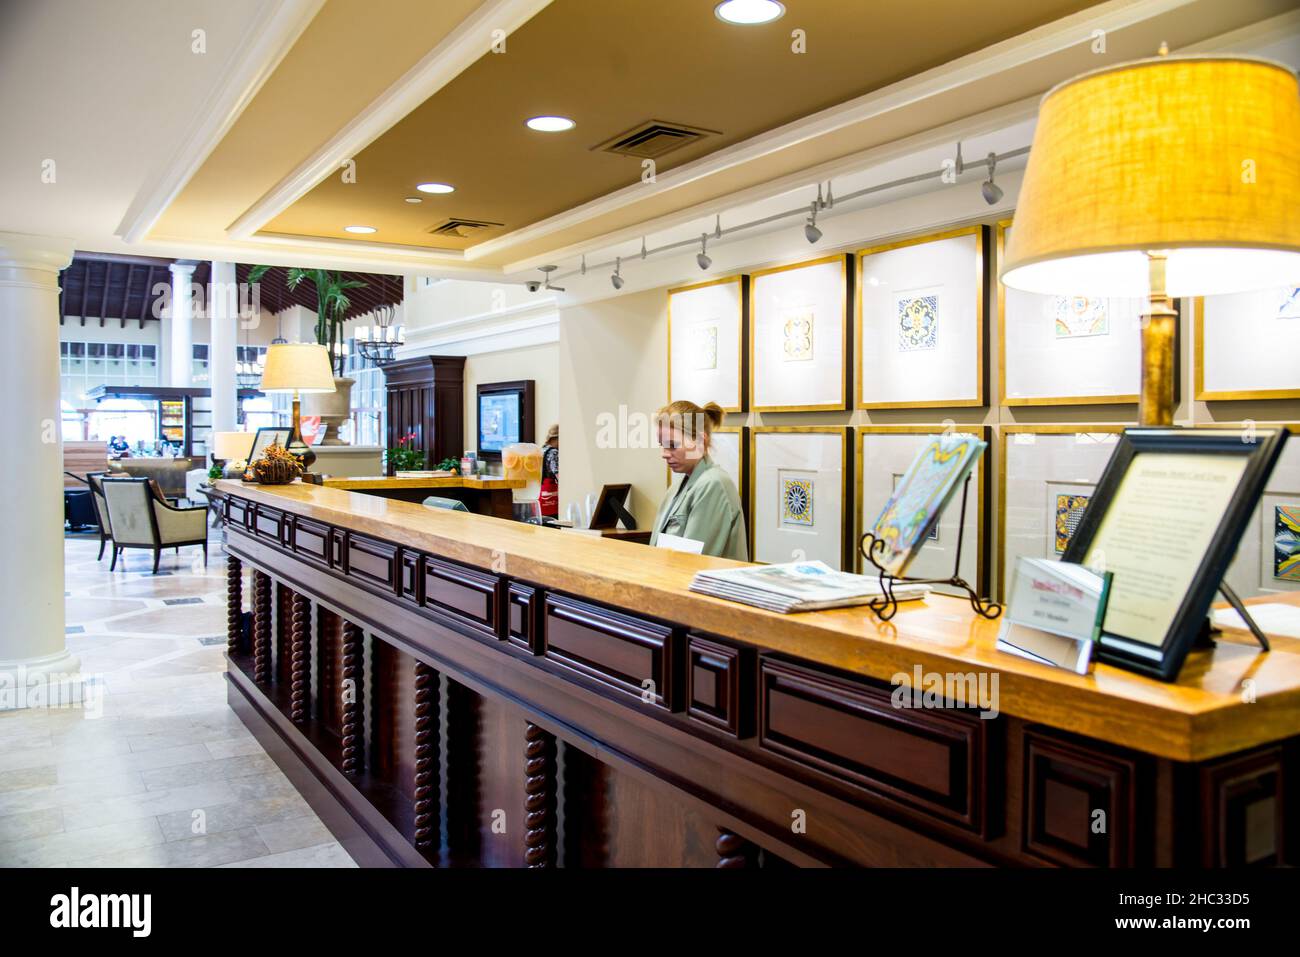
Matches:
[558,288,669,526]
[463,342,560,464]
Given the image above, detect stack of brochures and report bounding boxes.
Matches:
[690,560,930,613]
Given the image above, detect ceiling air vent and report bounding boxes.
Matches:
[427,218,504,239]
[595,120,719,160]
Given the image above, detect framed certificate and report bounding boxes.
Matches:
[856,426,988,593]
[750,255,850,412]
[750,426,849,570]
[1195,288,1300,400]
[857,226,985,409]
[668,275,748,412]
[1061,427,1290,681]
[997,219,1153,406]
[998,426,1126,603]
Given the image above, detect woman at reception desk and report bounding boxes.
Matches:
[650,400,747,560]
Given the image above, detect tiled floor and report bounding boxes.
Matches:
[0,534,355,868]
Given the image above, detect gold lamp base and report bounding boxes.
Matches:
[1139,252,1178,427]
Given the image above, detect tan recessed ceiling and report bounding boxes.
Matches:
[262,0,1105,251]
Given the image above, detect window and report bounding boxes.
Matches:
[60,338,159,404]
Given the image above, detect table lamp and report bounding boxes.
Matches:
[258,343,336,469]
[1002,54,1300,425]
[212,431,255,467]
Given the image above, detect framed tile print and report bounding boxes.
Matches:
[857,226,984,409]
[997,425,1125,602]
[1215,424,1300,598]
[750,255,849,412]
[750,427,848,569]
[668,275,747,412]
[1196,288,1300,400]
[997,219,1150,406]
[856,426,988,594]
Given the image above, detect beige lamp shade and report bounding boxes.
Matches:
[259,343,337,394]
[1002,56,1300,298]
[212,431,255,461]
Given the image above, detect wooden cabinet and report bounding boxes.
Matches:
[383,355,465,473]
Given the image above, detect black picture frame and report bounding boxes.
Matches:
[1061,427,1288,682]
[476,380,536,462]
[249,427,293,464]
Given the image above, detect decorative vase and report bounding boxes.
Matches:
[302,376,354,446]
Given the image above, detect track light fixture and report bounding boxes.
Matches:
[713,214,722,240]
[580,254,587,276]
[804,202,822,244]
[697,234,712,271]
[825,180,834,209]
[611,257,624,290]
[640,237,648,260]
[981,152,1004,205]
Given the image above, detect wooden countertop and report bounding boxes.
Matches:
[321,475,525,491]
[216,480,1300,762]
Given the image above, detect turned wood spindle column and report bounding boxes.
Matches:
[715,828,759,869]
[290,591,311,723]
[226,556,242,657]
[524,721,557,868]
[253,571,272,685]
[413,662,441,854]
[340,621,364,776]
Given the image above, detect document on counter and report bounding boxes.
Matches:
[654,533,705,554]
[1214,602,1300,639]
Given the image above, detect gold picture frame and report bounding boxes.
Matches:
[1194,296,1300,401]
[856,224,985,410]
[749,426,850,569]
[997,218,1140,407]
[668,274,749,413]
[996,424,1127,602]
[749,254,850,413]
[854,425,989,593]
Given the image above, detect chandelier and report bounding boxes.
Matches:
[354,297,405,366]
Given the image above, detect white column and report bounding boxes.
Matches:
[208,261,238,433]
[168,261,197,387]
[0,232,81,702]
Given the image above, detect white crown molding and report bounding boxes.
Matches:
[114,0,326,244]
[501,96,1042,276]
[225,0,554,240]
[467,0,1193,265]
[404,296,559,339]
[1181,6,1300,52]
[399,310,559,358]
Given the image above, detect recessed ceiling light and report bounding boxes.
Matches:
[344,225,376,234]
[715,0,785,24]
[416,182,455,194]
[404,197,423,204]
[526,115,576,133]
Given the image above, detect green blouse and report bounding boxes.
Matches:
[649,455,749,561]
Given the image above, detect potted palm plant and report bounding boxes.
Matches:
[247,266,367,444]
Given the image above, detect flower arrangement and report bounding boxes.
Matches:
[387,432,425,472]
[244,443,303,485]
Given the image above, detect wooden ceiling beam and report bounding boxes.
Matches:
[99,262,111,327]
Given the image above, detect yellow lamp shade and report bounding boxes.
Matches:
[259,343,337,394]
[212,431,255,461]
[1002,56,1300,298]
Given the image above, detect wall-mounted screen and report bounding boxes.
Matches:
[476,380,535,460]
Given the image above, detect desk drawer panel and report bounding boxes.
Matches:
[292,518,331,566]
[253,506,283,542]
[760,659,987,831]
[346,534,396,591]
[423,558,498,631]
[544,595,674,708]
[687,635,750,737]
[507,583,540,653]
[226,497,249,529]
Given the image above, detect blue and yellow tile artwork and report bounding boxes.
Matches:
[781,477,814,528]
[1274,504,1300,581]
[1055,493,1091,554]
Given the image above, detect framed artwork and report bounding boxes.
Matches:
[1061,427,1289,681]
[750,255,850,412]
[997,426,1126,602]
[856,426,989,594]
[997,219,1151,406]
[856,226,984,409]
[249,427,293,464]
[1211,424,1300,599]
[668,275,748,412]
[750,427,848,570]
[1195,288,1300,400]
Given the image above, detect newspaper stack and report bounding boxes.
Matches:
[690,560,929,613]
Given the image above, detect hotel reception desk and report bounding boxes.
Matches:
[213,480,1300,868]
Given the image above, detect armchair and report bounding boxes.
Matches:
[101,477,209,573]
[86,472,113,560]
